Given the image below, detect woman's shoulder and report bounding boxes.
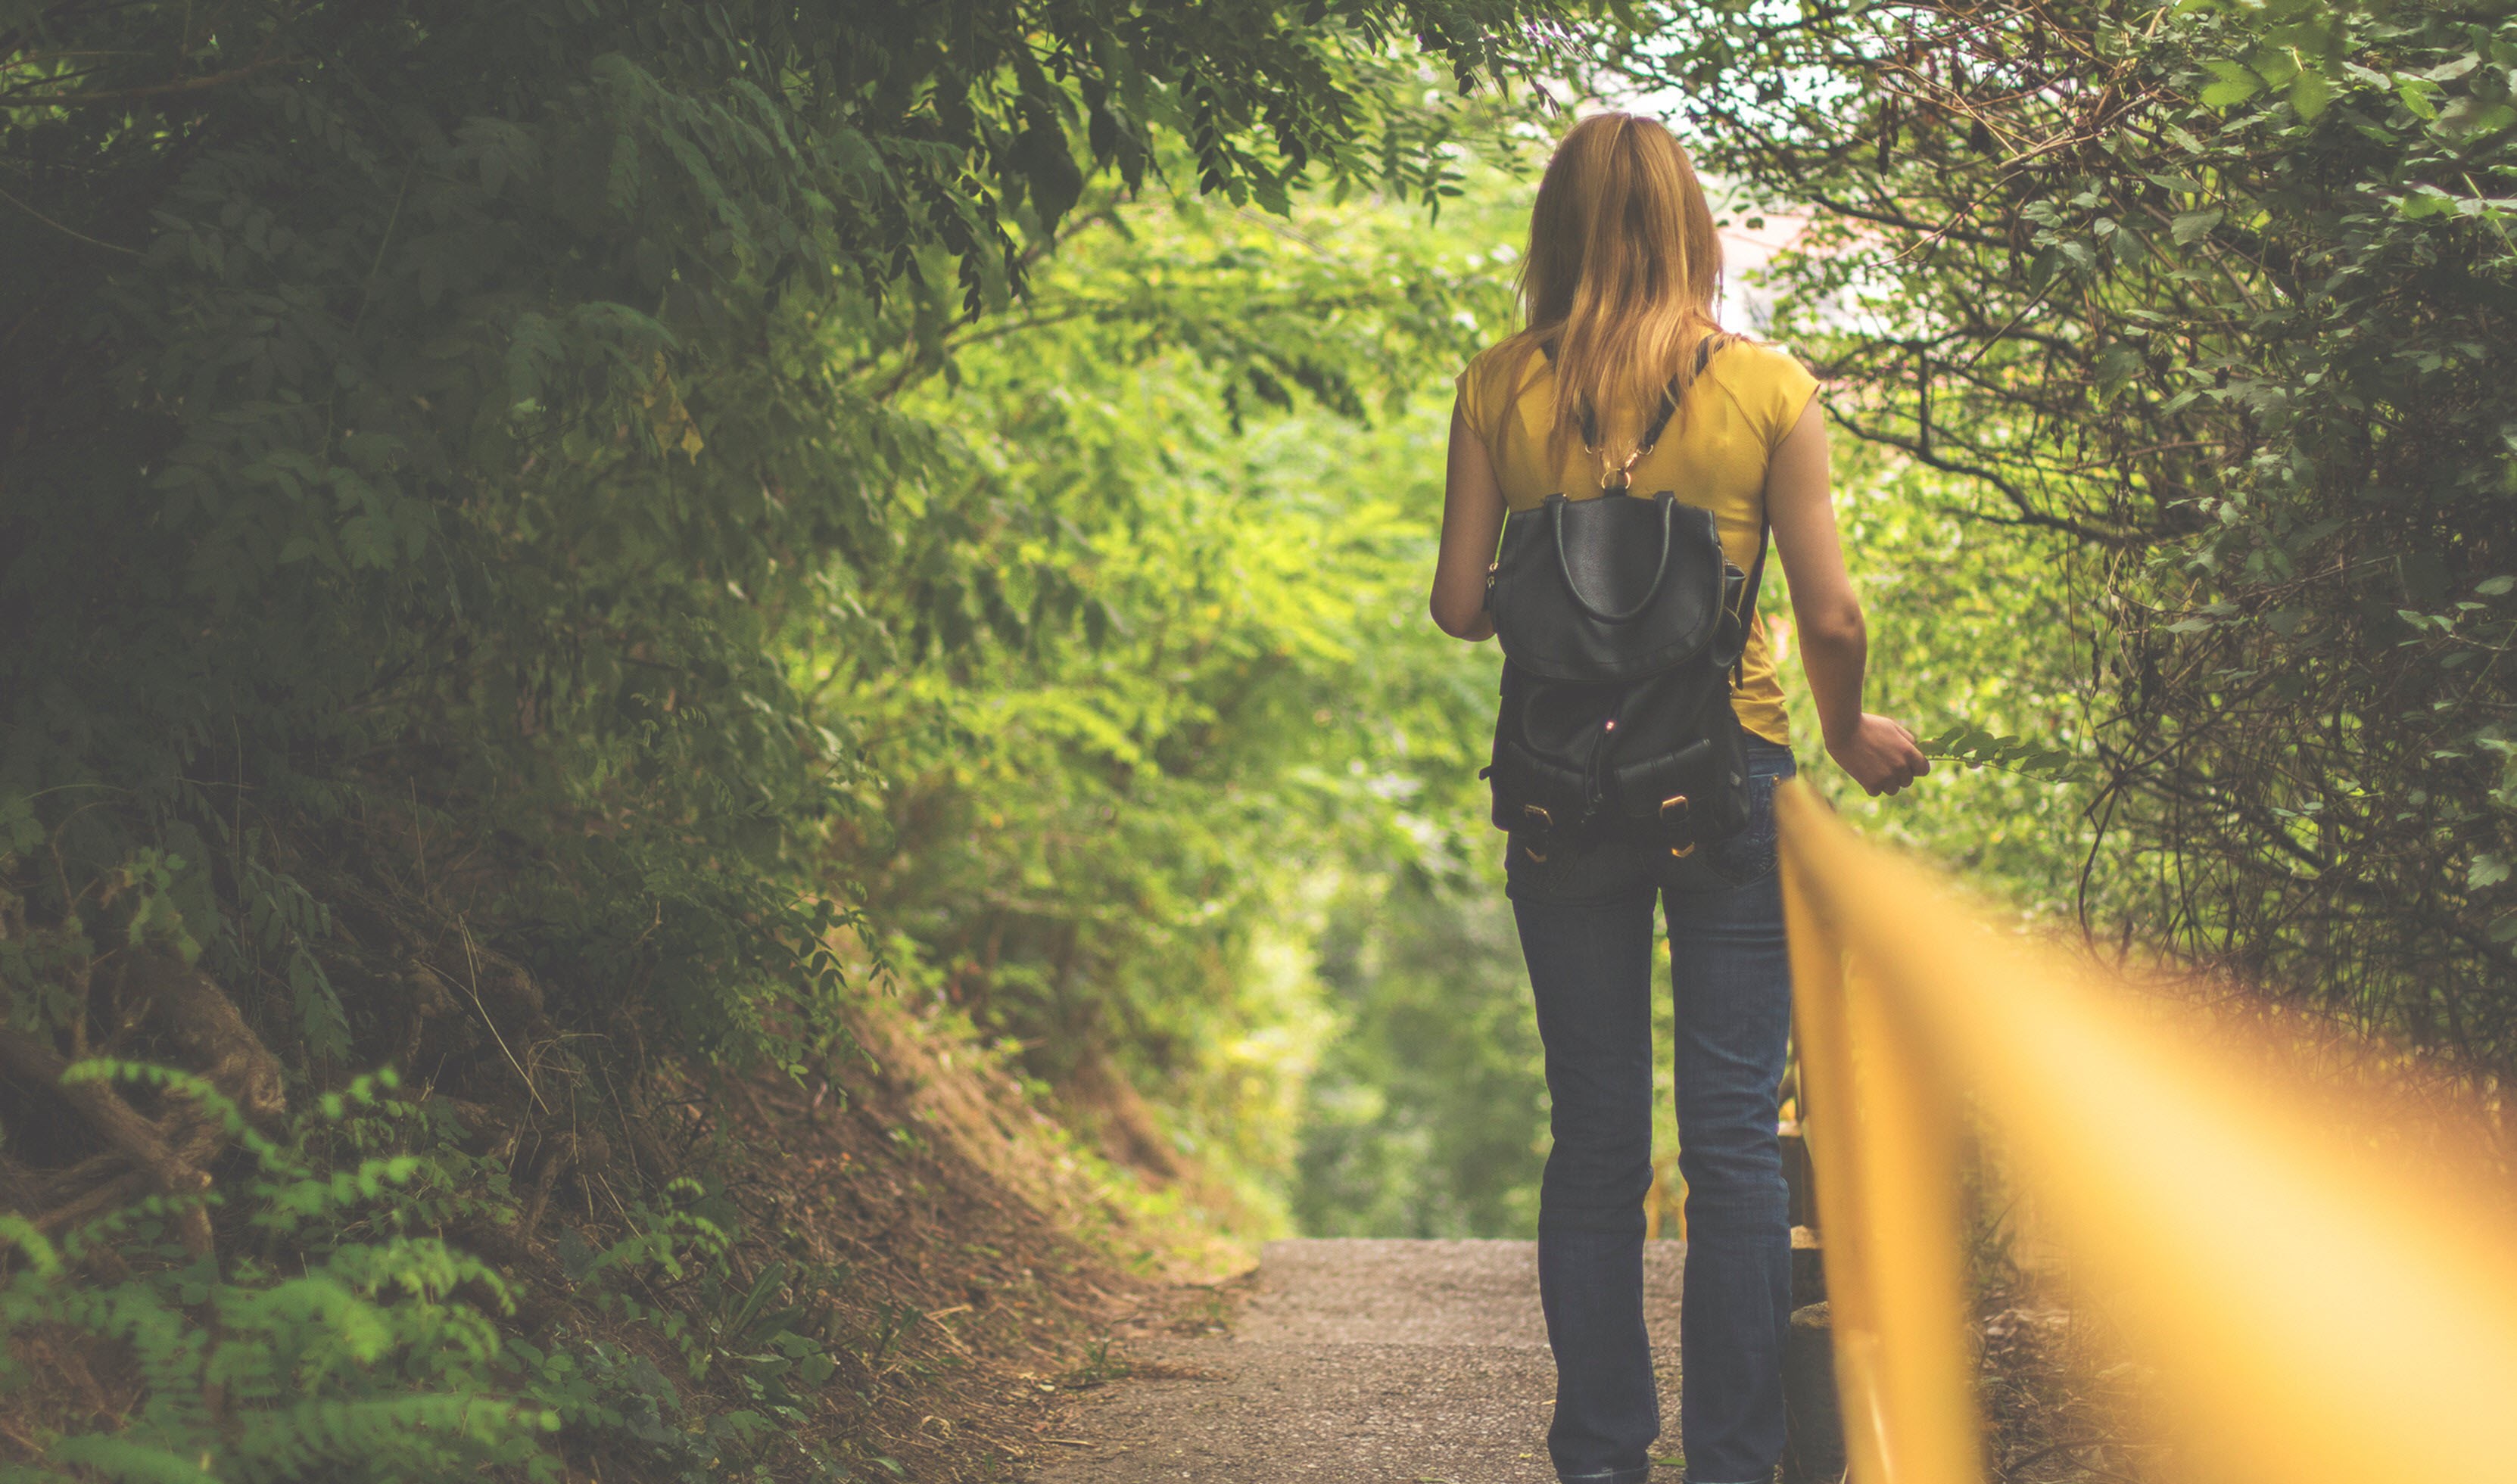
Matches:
[1455,335,1549,436]
[1459,334,1546,391]
[1706,333,1821,444]
[1709,332,1813,383]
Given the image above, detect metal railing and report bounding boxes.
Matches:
[1774,780,2517,1484]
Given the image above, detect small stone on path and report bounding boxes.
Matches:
[1033,1238,1686,1482]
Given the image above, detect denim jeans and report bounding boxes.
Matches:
[1506,736,1796,1484]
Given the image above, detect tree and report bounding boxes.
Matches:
[1625,0,2517,1111]
[0,2,1587,1471]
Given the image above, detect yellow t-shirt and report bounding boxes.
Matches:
[1453,334,1820,747]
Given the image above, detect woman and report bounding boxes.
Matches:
[1428,113,1929,1484]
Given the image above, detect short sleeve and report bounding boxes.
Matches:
[1748,343,1821,453]
[1453,344,1505,453]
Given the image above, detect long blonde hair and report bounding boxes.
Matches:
[1506,112,1727,478]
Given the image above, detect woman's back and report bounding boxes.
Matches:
[1453,333,1818,746]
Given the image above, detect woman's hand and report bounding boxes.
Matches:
[1825,712,1931,797]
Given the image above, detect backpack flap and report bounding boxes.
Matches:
[1609,736,1749,849]
[1485,734,1591,837]
[1487,493,1727,683]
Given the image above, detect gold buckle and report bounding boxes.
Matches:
[1670,843,1696,859]
[1525,845,1549,863]
[1659,794,1690,820]
[1522,804,1553,829]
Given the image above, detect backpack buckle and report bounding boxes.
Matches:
[1662,795,1694,857]
[1522,804,1554,831]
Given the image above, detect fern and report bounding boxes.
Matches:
[1918,723,2092,784]
[1,1066,874,1482]
[28,1436,219,1484]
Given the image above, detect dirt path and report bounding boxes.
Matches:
[1036,1239,1686,1483]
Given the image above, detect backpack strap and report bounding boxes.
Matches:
[1544,331,1732,487]
[1731,506,1770,691]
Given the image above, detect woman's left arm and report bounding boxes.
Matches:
[1431,399,1505,641]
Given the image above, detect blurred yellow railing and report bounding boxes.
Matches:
[1775,780,2517,1484]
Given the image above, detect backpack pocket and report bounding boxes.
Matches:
[1484,736,1590,837]
[1610,732,1749,851]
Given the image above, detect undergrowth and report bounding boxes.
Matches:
[1,1069,892,1482]
[0,4,1580,1476]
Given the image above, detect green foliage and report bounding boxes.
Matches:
[1781,446,2102,913]
[1,0,1605,1463]
[1915,729,2089,787]
[0,0,1576,1069]
[31,2,2407,1451]
[3,1069,876,1482]
[2,1072,559,1482]
[826,159,1545,1214]
[1294,873,1546,1237]
[535,1199,865,1484]
[1631,0,2517,1077]
[868,143,2108,1239]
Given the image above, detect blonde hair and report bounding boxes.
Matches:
[1505,112,1727,479]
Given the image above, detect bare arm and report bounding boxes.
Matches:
[1431,399,1504,641]
[1766,394,1929,797]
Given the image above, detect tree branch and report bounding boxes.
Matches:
[2,52,294,107]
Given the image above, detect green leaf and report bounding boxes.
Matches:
[45,1436,218,1482]
[1013,117,1085,229]
[2416,53,2481,82]
[2201,61,2265,107]
[2170,208,2223,245]
[2436,96,2517,138]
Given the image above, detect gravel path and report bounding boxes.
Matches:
[1035,1238,1687,1483]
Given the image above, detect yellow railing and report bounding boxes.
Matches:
[1775,780,2517,1484]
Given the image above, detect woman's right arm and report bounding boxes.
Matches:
[1766,394,1930,797]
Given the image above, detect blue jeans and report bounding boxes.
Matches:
[1506,737,1796,1484]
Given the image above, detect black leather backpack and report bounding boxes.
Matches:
[1479,333,1766,861]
